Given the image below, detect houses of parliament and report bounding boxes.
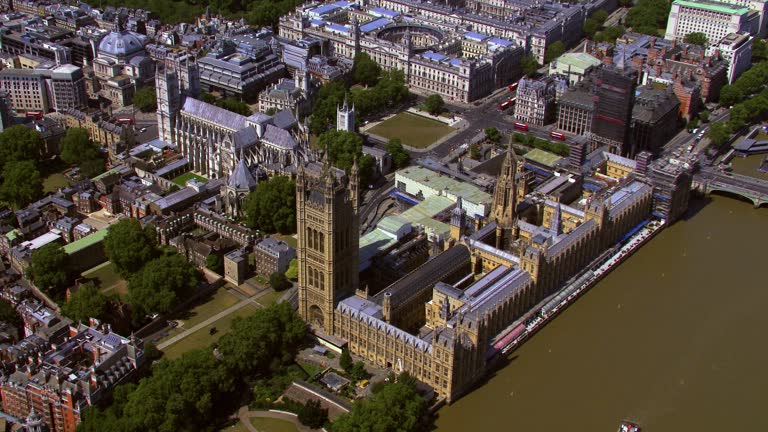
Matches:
[297,143,654,402]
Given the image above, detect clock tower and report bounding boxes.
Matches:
[155,62,181,144]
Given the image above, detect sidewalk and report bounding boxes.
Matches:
[237,406,320,432]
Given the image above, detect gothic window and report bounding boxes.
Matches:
[319,232,324,251]
[319,271,325,291]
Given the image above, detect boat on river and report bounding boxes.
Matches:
[618,420,641,432]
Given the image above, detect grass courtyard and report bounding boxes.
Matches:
[81,262,128,298]
[43,173,71,194]
[368,112,455,149]
[160,304,259,360]
[172,172,208,187]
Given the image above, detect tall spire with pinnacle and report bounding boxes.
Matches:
[550,200,562,237]
[493,137,519,250]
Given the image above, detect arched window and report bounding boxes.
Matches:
[319,232,325,251]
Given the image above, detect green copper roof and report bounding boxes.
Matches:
[63,228,109,255]
[674,0,749,15]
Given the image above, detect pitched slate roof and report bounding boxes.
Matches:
[182,98,248,131]
[228,159,258,190]
[262,124,297,149]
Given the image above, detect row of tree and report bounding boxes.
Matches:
[77,302,307,432]
[625,0,671,37]
[707,57,768,146]
[242,175,297,234]
[513,132,570,156]
[200,93,253,116]
[99,0,295,27]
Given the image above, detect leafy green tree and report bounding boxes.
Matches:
[544,41,565,63]
[133,86,157,112]
[298,399,328,429]
[0,161,43,209]
[596,26,626,43]
[753,38,768,63]
[269,271,291,292]
[626,0,671,35]
[484,127,501,143]
[350,361,367,380]
[200,92,218,104]
[707,122,732,147]
[242,176,296,233]
[62,282,108,323]
[340,347,353,371]
[687,117,699,131]
[521,54,541,77]
[332,373,427,432]
[386,138,410,168]
[0,125,43,168]
[285,258,298,280]
[205,254,223,273]
[583,18,600,39]
[79,158,106,179]
[353,52,382,87]
[719,85,744,107]
[592,9,609,25]
[310,81,346,134]
[28,243,70,297]
[128,252,198,317]
[0,298,20,327]
[318,130,362,173]
[217,302,307,375]
[423,94,445,115]
[470,143,481,160]
[61,128,100,165]
[104,219,157,275]
[265,107,277,115]
[216,98,252,116]
[684,32,708,46]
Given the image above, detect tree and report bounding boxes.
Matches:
[205,254,223,273]
[521,54,541,77]
[470,143,481,160]
[0,299,20,327]
[544,41,565,63]
[242,176,296,233]
[62,283,108,323]
[340,347,353,371]
[386,138,410,168]
[753,38,768,63]
[61,128,100,165]
[626,0,671,36]
[216,98,252,116]
[698,110,710,123]
[104,219,157,276]
[350,361,367,380]
[28,243,70,297]
[265,107,277,115]
[128,252,199,317]
[217,302,307,375]
[318,130,363,173]
[353,52,382,87]
[484,127,501,143]
[133,86,157,112]
[332,373,427,432]
[423,94,445,115]
[718,85,744,107]
[0,161,43,209]
[583,18,600,40]
[79,158,106,179]
[269,271,291,292]
[285,258,298,280]
[0,125,43,168]
[595,25,626,43]
[298,399,328,429]
[200,92,217,104]
[684,32,708,46]
[707,122,732,147]
[592,9,609,25]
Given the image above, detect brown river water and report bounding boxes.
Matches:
[435,194,768,432]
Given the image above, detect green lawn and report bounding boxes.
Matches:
[161,304,258,360]
[43,173,71,194]
[81,262,128,298]
[255,289,283,307]
[219,422,250,432]
[249,418,298,432]
[172,172,208,187]
[298,360,322,378]
[368,112,455,149]
[755,131,768,140]
[172,287,242,329]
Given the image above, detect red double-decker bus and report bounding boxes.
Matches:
[499,98,515,111]
[117,118,134,124]
[513,122,529,131]
[25,111,43,119]
[508,82,519,92]
[550,131,566,141]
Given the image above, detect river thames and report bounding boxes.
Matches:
[436,195,768,431]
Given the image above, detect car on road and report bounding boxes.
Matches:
[140,127,147,133]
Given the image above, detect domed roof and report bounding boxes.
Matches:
[98,30,146,58]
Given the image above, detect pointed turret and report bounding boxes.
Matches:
[493,138,519,249]
[550,200,562,238]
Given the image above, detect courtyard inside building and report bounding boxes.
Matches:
[368,112,455,149]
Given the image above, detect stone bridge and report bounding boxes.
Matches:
[694,167,768,208]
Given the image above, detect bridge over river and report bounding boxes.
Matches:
[694,166,768,207]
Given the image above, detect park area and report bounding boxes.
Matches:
[172,171,208,187]
[81,261,128,298]
[158,286,284,360]
[43,173,71,194]
[368,112,454,149]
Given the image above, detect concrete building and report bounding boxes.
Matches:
[549,52,602,85]
[629,87,681,157]
[513,76,557,126]
[557,73,596,136]
[197,38,285,99]
[709,32,753,83]
[0,64,87,113]
[224,248,249,285]
[254,237,297,277]
[664,0,761,44]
